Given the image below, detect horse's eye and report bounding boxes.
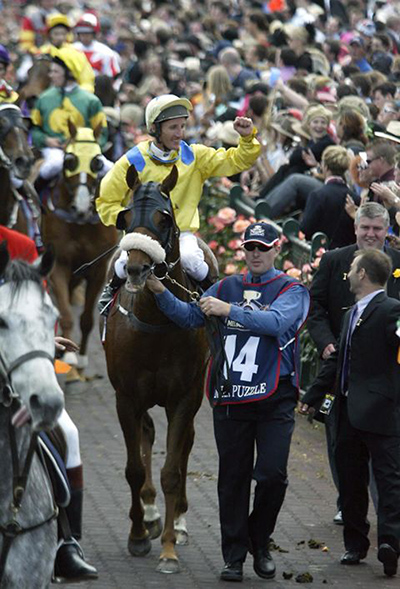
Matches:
[159,214,172,229]
[0,317,8,328]
[90,156,104,173]
[64,153,78,172]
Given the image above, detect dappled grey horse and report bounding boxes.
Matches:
[0,245,64,588]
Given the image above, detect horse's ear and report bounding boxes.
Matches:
[126,165,141,191]
[67,119,77,139]
[93,122,103,142]
[0,241,9,276]
[161,165,178,196]
[37,244,55,277]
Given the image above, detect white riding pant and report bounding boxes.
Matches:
[57,408,81,469]
[114,231,208,281]
[39,147,113,180]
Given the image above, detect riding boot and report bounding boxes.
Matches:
[54,484,98,582]
[54,538,98,582]
[33,175,49,200]
[98,273,126,316]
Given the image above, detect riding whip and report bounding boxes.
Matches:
[73,244,119,276]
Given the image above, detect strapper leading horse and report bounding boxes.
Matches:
[102,165,210,574]
[0,245,64,588]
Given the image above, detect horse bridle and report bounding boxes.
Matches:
[0,105,30,172]
[0,342,58,582]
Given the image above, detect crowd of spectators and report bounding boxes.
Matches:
[2,0,400,247]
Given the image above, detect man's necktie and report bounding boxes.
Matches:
[341,304,358,395]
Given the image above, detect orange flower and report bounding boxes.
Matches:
[233,219,251,234]
[286,268,302,280]
[224,263,238,275]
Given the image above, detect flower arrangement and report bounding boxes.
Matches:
[199,201,256,275]
[199,198,326,282]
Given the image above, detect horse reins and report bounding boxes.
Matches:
[0,348,58,582]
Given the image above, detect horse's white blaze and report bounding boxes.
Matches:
[73,173,91,215]
[143,502,161,523]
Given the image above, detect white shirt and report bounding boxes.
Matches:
[74,40,121,77]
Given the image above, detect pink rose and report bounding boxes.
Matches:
[228,238,242,250]
[208,216,225,232]
[208,240,218,251]
[216,207,237,226]
[234,249,246,261]
[218,245,226,255]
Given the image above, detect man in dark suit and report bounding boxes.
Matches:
[307,202,400,523]
[300,248,400,577]
[308,202,400,358]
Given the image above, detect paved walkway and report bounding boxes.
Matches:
[60,330,396,589]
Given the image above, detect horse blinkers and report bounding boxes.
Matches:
[63,152,78,173]
[126,183,175,252]
[90,155,104,174]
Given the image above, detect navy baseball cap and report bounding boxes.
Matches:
[243,222,280,247]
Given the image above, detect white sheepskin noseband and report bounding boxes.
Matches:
[119,233,166,264]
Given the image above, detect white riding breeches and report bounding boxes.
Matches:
[179,231,208,281]
[57,409,81,469]
[114,231,208,281]
[39,147,113,180]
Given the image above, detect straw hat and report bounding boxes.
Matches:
[269,114,299,140]
[374,120,400,145]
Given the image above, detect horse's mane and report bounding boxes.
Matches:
[3,259,43,293]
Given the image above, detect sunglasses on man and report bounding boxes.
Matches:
[243,242,274,252]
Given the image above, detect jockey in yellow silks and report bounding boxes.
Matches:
[96,94,261,315]
[39,14,95,93]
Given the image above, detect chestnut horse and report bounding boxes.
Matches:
[17,55,51,110]
[42,122,118,379]
[0,104,38,238]
[102,165,210,574]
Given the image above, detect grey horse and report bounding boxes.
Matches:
[0,245,64,588]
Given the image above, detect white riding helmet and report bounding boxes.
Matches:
[145,94,193,133]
